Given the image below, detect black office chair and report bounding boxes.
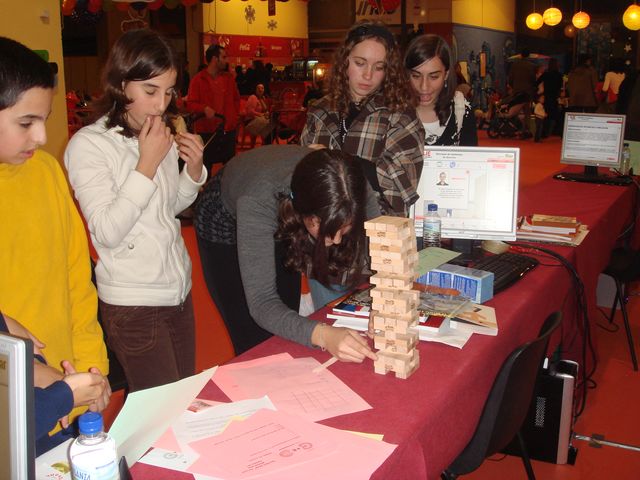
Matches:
[602,247,639,371]
[441,312,562,480]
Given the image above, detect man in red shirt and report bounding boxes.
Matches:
[187,44,240,169]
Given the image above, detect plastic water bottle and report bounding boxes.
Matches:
[423,203,441,248]
[621,143,631,175]
[69,412,119,480]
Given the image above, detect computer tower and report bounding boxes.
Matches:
[502,360,578,464]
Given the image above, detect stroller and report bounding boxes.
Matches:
[486,91,530,139]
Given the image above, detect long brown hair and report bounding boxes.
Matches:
[92,29,180,138]
[275,149,368,287]
[328,21,413,115]
[404,34,456,125]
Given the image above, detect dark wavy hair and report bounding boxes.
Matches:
[275,149,368,288]
[404,34,456,126]
[328,21,413,115]
[0,37,54,110]
[92,29,180,138]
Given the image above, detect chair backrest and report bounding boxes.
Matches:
[448,311,561,474]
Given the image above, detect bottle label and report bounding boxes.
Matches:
[71,447,119,480]
[423,222,440,235]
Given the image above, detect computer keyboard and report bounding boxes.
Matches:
[472,252,539,294]
[553,172,633,186]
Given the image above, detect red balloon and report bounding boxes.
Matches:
[147,0,164,10]
[115,2,130,11]
[62,0,77,15]
[381,0,400,11]
[87,0,102,14]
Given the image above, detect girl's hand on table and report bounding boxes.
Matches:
[313,324,377,363]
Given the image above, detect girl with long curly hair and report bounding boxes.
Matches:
[194,145,380,360]
[300,21,424,218]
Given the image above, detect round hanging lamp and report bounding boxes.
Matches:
[623,4,640,30]
[526,12,544,30]
[543,7,562,26]
[572,11,590,29]
[564,24,576,38]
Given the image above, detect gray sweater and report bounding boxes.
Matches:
[219,145,380,346]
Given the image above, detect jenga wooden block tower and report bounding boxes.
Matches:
[365,216,420,379]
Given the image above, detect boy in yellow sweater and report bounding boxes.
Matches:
[0,37,110,446]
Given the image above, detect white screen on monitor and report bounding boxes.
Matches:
[561,113,626,168]
[0,333,34,480]
[412,146,520,241]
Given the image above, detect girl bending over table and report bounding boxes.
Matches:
[194,145,380,360]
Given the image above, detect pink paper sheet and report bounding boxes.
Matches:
[212,355,371,422]
[188,409,396,480]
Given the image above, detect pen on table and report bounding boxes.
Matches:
[313,356,338,373]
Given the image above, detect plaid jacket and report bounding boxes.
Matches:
[300,93,425,217]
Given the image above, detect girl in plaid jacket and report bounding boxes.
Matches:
[301,21,424,218]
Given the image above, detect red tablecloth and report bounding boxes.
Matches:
[131,176,635,480]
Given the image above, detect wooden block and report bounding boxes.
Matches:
[374,330,418,354]
[368,235,415,247]
[369,273,416,290]
[365,226,412,241]
[369,238,415,254]
[371,310,418,334]
[370,257,418,275]
[369,249,405,261]
[364,216,412,232]
[374,349,420,379]
[371,290,419,313]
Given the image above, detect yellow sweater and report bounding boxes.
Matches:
[0,150,108,431]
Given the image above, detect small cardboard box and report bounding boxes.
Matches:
[418,263,494,303]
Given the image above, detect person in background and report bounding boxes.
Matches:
[0,37,110,442]
[601,57,626,114]
[303,78,325,108]
[300,21,424,218]
[533,93,547,143]
[244,83,273,148]
[507,48,536,138]
[180,57,190,98]
[536,57,563,137]
[65,29,207,392]
[404,34,478,147]
[567,54,598,113]
[454,62,472,101]
[235,64,251,96]
[194,145,381,357]
[187,44,240,169]
[1,312,109,454]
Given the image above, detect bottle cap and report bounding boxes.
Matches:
[78,412,103,435]
[427,203,438,211]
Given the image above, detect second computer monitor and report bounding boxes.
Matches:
[561,112,626,174]
[414,146,520,242]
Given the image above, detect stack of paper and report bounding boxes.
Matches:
[138,354,395,479]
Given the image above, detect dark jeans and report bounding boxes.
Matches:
[201,129,237,172]
[196,236,300,355]
[99,294,195,392]
[543,98,559,137]
[534,118,544,142]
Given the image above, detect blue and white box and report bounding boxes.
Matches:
[418,263,494,303]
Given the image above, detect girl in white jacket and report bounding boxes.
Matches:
[65,29,207,391]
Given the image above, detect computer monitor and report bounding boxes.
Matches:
[413,146,520,255]
[0,332,34,479]
[559,112,626,177]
